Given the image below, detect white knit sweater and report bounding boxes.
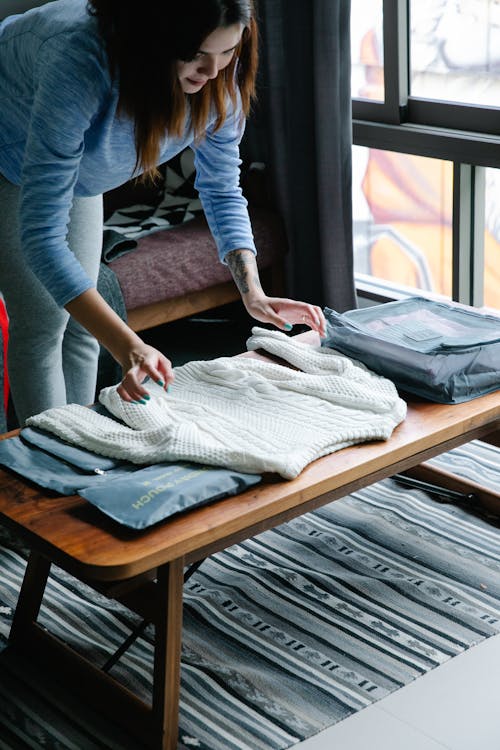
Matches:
[27,328,406,479]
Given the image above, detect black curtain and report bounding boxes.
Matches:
[246,0,355,312]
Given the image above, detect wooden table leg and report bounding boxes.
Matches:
[9,552,186,748]
[151,557,185,750]
[9,551,50,643]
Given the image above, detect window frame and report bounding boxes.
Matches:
[351,0,500,307]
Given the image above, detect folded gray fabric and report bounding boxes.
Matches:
[101,228,138,263]
[21,426,122,472]
[0,435,132,495]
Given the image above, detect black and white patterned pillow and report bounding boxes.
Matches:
[102,148,203,262]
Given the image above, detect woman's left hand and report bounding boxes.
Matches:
[242,292,327,338]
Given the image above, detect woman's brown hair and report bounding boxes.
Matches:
[87,0,258,179]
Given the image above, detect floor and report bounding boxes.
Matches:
[295,634,500,749]
[143,303,500,750]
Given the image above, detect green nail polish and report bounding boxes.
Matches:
[143,394,151,400]
[167,385,171,393]
[157,379,164,387]
[284,322,292,331]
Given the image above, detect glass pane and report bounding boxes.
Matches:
[410,0,500,106]
[484,168,500,309]
[351,0,384,101]
[352,145,453,296]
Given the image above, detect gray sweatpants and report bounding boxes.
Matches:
[0,172,103,425]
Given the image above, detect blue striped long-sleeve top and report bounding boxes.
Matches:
[0,0,256,306]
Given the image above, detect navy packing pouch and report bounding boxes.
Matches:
[0,429,261,528]
[323,297,500,403]
[79,463,261,529]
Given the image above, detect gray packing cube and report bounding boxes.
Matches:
[323,297,500,403]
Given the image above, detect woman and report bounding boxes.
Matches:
[0,0,326,425]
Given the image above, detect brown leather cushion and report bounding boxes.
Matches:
[108,208,286,310]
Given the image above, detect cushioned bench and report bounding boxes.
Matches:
[108,207,286,332]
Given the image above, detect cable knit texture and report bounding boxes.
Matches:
[27,328,407,479]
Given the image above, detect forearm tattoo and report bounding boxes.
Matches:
[226,250,263,295]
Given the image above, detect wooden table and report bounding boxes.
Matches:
[1,346,500,749]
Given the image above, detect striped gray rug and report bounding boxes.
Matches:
[1,440,500,750]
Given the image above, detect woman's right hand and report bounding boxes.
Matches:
[65,288,174,404]
[116,342,174,403]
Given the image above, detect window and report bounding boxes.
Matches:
[484,167,500,306]
[351,0,500,310]
[353,146,454,298]
[351,0,384,102]
[410,0,500,107]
